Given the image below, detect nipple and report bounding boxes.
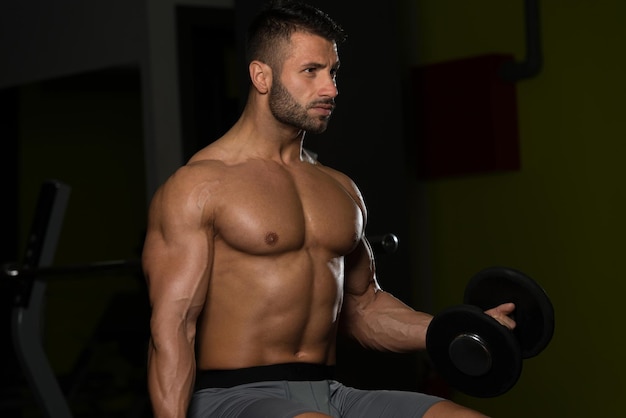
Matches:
[265,232,279,246]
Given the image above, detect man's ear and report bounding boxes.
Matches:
[249,60,272,94]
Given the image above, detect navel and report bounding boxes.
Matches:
[265,232,279,246]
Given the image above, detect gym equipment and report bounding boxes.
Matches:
[10,179,73,418]
[4,258,141,282]
[425,266,554,398]
[2,180,145,417]
[368,233,399,255]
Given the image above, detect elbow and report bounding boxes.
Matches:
[340,307,388,352]
[149,306,199,349]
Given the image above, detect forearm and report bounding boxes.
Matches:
[343,290,433,353]
[148,335,196,418]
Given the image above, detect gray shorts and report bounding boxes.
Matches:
[188,364,444,418]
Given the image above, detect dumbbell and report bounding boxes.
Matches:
[425,267,555,398]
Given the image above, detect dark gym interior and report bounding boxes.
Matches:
[1,0,624,416]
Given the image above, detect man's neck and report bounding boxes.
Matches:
[229,105,308,163]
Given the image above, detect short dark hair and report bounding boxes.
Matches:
[246,0,346,67]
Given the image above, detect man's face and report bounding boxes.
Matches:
[268,32,340,134]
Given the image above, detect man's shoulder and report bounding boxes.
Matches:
[315,163,357,188]
[169,158,225,184]
[154,155,227,204]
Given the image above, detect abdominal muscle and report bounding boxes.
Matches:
[194,246,343,370]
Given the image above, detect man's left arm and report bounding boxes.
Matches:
[340,238,433,352]
[340,238,516,353]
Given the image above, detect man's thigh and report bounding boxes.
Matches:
[189,380,445,418]
[329,381,445,418]
[189,381,327,418]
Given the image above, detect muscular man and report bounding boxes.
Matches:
[143,1,516,417]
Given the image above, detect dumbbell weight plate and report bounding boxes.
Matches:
[426,304,522,398]
[464,267,555,358]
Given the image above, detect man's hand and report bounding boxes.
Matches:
[485,302,516,330]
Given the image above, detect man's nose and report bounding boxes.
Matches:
[320,74,339,98]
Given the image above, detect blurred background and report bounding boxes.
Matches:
[0,0,623,416]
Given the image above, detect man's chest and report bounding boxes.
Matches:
[214,163,363,256]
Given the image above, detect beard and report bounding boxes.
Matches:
[268,76,334,134]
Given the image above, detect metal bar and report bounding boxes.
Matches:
[368,233,399,255]
[11,180,73,418]
[499,0,543,82]
[3,258,141,280]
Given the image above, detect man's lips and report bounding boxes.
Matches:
[311,103,335,116]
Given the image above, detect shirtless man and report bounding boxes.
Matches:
[142,1,516,417]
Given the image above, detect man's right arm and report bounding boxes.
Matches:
[142,166,214,417]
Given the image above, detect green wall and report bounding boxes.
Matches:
[400,0,625,416]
